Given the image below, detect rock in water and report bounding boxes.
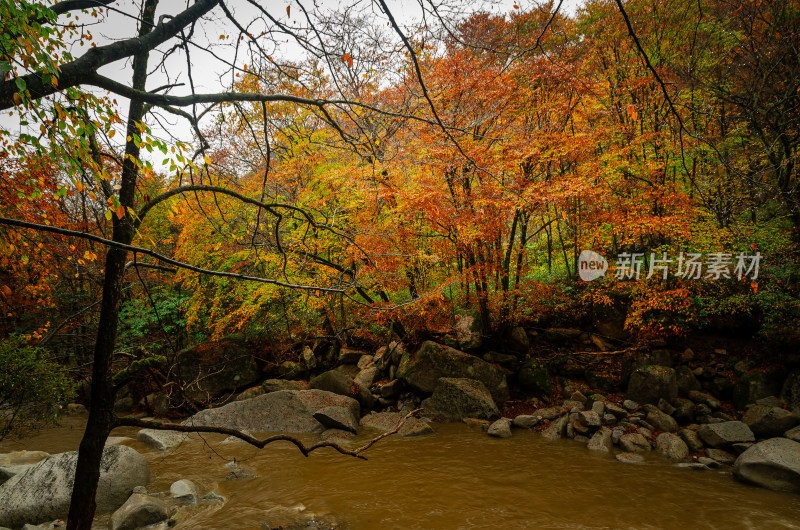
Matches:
[0,445,150,528]
[359,412,434,437]
[487,418,513,438]
[170,479,199,504]
[587,427,613,453]
[733,438,800,493]
[420,378,500,421]
[396,341,509,402]
[656,433,689,461]
[313,406,359,434]
[136,429,189,451]
[109,494,167,530]
[184,389,359,434]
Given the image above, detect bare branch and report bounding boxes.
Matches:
[115,408,424,460]
[0,216,345,293]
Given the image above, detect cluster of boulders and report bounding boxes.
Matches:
[482,386,800,493]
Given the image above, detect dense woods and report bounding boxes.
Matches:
[1,0,799,527]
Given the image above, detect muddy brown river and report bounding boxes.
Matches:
[2,417,800,529]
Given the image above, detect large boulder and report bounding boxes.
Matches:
[359,412,433,437]
[310,370,373,410]
[0,446,150,528]
[184,390,359,434]
[173,338,260,402]
[420,378,500,421]
[626,366,677,405]
[698,421,755,448]
[733,438,800,493]
[109,493,168,530]
[397,341,509,402]
[742,405,800,439]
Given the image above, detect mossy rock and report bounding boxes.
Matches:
[396,341,509,402]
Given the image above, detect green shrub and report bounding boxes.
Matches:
[0,335,77,440]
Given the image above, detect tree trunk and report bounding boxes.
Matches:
[67,2,156,528]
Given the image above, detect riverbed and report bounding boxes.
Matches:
[2,417,800,529]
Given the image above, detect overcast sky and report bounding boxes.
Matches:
[2,0,585,166]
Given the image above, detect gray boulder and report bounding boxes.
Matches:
[676,366,701,396]
[511,415,540,429]
[359,412,433,437]
[616,453,645,464]
[587,427,613,453]
[541,415,568,441]
[688,390,720,410]
[397,341,509,402]
[185,390,359,434]
[643,405,678,433]
[110,494,167,530]
[733,438,800,492]
[626,366,677,405]
[0,446,150,528]
[310,370,373,410]
[679,428,704,452]
[313,406,359,434]
[136,429,189,451]
[619,433,651,453]
[656,433,689,461]
[170,479,198,504]
[742,405,800,439]
[421,378,500,421]
[487,418,513,438]
[786,425,800,442]
[698,421,755,448]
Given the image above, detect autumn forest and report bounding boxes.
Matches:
[1,0,800,528]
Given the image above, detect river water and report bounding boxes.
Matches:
[2,417,800,529]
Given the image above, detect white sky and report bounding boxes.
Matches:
[2,0,585,163]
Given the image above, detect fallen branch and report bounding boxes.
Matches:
[115,408,424,460]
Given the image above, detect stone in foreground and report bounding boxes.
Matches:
[0,446,150,528]
[420,378,500,421]
[733,438,800,493]
[110,494,167,530]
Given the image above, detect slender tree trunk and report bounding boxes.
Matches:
[67,2,156,528]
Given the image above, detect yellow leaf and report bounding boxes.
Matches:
[204,155,212,165]
[109,129,115,138]
[13,93,22,106]
[75,180,84,192]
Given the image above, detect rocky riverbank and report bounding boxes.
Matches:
[2,329,800,529]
